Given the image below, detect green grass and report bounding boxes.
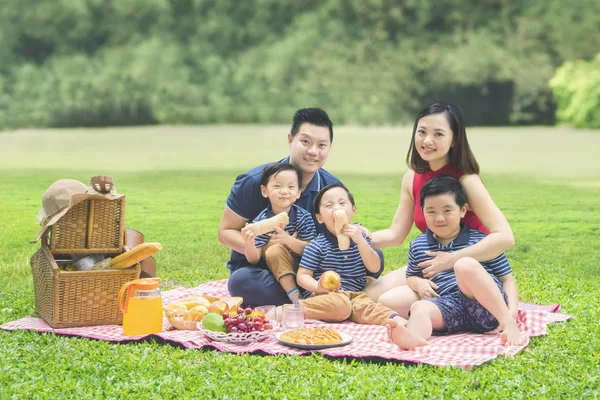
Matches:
[1,126,599,399]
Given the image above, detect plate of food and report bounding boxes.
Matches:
[275,327,353,350]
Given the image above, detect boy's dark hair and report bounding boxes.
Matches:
[406,103,480,175]
[313,184,355,214]
[260,163,302,189]
[420,175,467,209]
[290,108,334,143]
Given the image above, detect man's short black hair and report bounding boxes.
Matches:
[290,108,334,143]
[313,184,355,215]
[420,175,467,209]
[260,163,302,189]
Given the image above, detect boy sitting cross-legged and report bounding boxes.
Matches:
[268,184,403,326]
[241,163,317,303]
[388,175,523,349]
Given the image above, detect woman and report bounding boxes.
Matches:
[365,103,515,315]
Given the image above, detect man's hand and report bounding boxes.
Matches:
[414,279,440,299]
[418,251,455,278]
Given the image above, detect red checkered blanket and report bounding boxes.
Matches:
[0,279,571,368]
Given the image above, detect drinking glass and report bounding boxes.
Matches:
[281,304,304,330]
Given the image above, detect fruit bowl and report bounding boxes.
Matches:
[199,321,280,344]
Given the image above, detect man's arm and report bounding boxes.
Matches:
[217,206,248,255]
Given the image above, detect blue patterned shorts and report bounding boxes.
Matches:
[427,283,508,335]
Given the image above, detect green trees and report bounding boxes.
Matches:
[0,0,598,128]
[550,54,600,129]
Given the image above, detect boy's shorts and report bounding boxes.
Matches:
[426,283,508,335]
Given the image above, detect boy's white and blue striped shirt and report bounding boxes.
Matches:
[253,204,316,260]
[407,224,512,295]
[300,229,372,296]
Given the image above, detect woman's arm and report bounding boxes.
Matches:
[371,170,416,248]
[499,273,519,320]
[420,174,515,277]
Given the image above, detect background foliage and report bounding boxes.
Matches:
[0,0,599,128]
[550,53,600,129]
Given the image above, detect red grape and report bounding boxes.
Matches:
[222,312,230,320]
[237,307,245,315]
[224,318,233,326]
[264,323,272,331]
[230,326,238,333]
[244,307,253,315]
[236,315,245,324]
[237,323,246,331]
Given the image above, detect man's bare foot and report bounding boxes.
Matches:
[500,319,523,346]
[386,318,428,349]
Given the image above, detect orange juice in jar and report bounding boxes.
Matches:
[118,278,163,336]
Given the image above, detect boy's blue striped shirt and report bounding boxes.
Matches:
[407,224,512,295]
[300,229,372,296]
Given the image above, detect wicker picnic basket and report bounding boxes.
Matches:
[31,244,141,328]
[49,196,127,255]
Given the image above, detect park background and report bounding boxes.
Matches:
[1,1,600,399]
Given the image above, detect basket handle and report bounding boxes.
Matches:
[117,281,136,314]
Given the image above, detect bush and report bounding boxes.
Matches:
[550,53,600,128]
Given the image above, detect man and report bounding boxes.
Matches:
[218,108,383,305]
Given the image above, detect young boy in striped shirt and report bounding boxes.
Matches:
[388,175,523,349]
[269,184,401,325]
[241,163,317,303]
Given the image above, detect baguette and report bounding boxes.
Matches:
[109,242,162,269]
[334,210,350,250]
[245,211,289,235]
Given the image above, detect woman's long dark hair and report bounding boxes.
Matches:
[406,103,480,175]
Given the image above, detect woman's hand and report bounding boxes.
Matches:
[414,279,439,299]
[418,251,455,278]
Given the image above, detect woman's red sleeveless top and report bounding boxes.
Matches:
[412,164,489,234]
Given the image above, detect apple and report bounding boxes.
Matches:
[207,300,228,315]
[320,270,341,291]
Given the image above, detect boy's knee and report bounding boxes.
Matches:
[454,257,481,276]
[265,244,286,262]
[410,300,432,315]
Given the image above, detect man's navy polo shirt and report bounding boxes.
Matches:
[406,224,512,295]
[226,156,341,270]
[300,229,372,296]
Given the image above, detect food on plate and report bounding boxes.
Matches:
[280,328,343,345]
[202,313,227,333]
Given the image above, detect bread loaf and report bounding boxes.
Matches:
[245,212,289,235]
[334,210,350,250]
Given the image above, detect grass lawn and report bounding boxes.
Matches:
[1,125,599,399]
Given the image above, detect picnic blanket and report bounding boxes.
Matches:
[0,279,571,368]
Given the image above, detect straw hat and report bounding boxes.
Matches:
[30,179,124,243]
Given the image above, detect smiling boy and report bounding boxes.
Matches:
[241,163,316,303]
[388,175,523,349]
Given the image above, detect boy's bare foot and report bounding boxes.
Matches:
[500,319,524,346]
[386,318,428,350]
